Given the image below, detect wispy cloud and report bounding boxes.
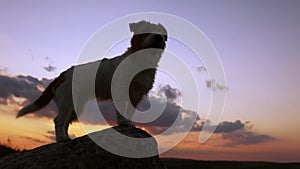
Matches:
[221,130,277,147]
[28,48,57,74]
[20,136,47,144]
[0,66,8,75]
[43,130,56,141]
[194,66,229,92]
[206,79,229,91]
[43,56,57,73]
[43,64,56,73]
[44,130,76,141]
[196,66,207,72]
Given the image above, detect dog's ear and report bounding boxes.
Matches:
[129,22,137,33]
[158,23,167,35]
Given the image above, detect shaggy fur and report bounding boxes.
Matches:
[17,21,168,142]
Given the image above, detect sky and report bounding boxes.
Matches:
[1,0,300,162]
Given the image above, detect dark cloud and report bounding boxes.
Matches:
[142,110,276,146]
[194,120,276,146]
[0,74,185,128]
[1,74,275,146]
[197,66,207,72]
[193,120,245,133]
[79,85,185,132]
[221,130,277,147]
[20,136,47,144]
[158,85,181,101]
[43,56,57,73]
[215,120,245,133]
[43,64,56,73]
[0,75,43,101]
[0,74,57,118]
[138,102,187,135]
[78,101,117,126]
[78,96,182,129]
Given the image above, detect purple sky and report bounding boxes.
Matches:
[0,0,300,162]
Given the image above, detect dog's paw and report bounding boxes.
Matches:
[56,137,71,143]
[118,121,136,128]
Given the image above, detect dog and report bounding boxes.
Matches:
[16,21,167,142]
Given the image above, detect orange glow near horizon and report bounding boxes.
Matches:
[1,103,300,162]
[0,103,109,149]
[161,131,300,162]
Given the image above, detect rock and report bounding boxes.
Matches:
[0,145,19,158]
[0,126,167,169]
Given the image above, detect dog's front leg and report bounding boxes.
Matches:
[116,89,145,127]
[116,101,135,127]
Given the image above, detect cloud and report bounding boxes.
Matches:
[192,120,245,133]
[43,64,56,73]
[78,95,184,129]
[194,120,277,146]
[0,67,8,75]
[221,130,277,147]
[197,66,207,72]
[215,120,245,133]
[43,56,57,73]
[79,85,188,134]
[0,74,275,146]
[138,102,193,135]
[206,79,229,91]
[78,101,118,126]
[158,84,181,102]
[0,74,57,118]
[0,75,43,101]
[27,49,57,73]
[0,75,195,136]
[20,136,47,144]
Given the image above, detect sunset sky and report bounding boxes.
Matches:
[1,0,300,162]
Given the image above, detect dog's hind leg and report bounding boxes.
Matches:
[54,108,73,142]
[64,110,77,139]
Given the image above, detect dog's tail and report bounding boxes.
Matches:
[16,71,65,118]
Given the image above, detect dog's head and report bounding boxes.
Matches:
[129,21,167,52]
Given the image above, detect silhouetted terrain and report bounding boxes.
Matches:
[1,143,299,169]
[0,145,18,158]
[161,158,300,169]
[0,126,166,169]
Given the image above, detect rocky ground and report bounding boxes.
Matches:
[0,126,166,169]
